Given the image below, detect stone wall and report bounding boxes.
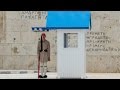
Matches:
[0,11,57,72]
[0,11,120,73]
[86,11,120,73]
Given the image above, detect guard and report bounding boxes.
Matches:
[37,33,50,78]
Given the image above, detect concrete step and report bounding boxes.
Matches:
[0,70,55,74]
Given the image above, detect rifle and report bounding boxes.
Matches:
[38,53,40,79]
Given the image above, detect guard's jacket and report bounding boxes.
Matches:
[37,38,50,62]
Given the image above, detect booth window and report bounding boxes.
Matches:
[64,33,78,48]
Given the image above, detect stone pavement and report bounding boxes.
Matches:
[0,71,120,79]
[87,73,120,79]
[0,73,57,79]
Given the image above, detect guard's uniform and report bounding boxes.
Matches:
[37,39,50,77]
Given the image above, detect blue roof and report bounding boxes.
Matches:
[46,11,91,29]
[32,11,91,31]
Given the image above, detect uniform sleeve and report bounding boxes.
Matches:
[47,41,50,58]
[37,41,40,55]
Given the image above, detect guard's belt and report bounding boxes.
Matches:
[40,49,48,52]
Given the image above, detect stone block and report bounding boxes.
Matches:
[20,71,28,74]
[6,32,21,43]
[6,11,21,20]
[3,55,30,70]
[0,71,11,74]
[13,56,29,70]
[87,55,120,73]
[0,11,4,40]
[28,56,37,70]
[3,56,15,70]
[11,44,21,55]
[20,44,37,55]
[6,19,22,32]
[0,56,3,69]
[0,39,6,43]
[0,45,11,55]
[21,32,38,44]
[11,44,37,56]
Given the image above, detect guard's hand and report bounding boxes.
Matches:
[48,57,50,61]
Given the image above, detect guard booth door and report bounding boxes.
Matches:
[57,30,86,78]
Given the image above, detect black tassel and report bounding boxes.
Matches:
[41,36,43,51]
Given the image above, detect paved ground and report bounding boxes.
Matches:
[87,73,120,79]
[0,73,57,79]
[0,73,120,79]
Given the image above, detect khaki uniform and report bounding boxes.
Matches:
[37,40,50,76]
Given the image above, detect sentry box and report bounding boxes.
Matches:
[32,11,91,79]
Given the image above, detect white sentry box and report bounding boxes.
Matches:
[57,29,87,79]
[32,11,91,79]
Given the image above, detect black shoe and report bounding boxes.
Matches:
[43,75,47,78]
[38,75,43,78]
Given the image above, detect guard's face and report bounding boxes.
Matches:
[42,35,46,40]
